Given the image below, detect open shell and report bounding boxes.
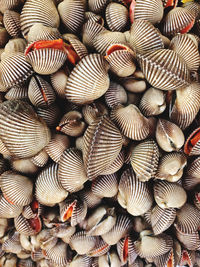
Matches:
[184,127,200,156]
[0,195,23,219]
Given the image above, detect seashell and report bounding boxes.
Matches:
[66,54,110,105]
[0,53,33,88]
[31,149,49,167]
[14,213,42,236]
[50,69,68,99]
[20,0,60,38]
[36,229,57,250]
[0,139,11,157]
[58,148,88,193]
[105,44,136,77]
[134,0,164,24]
[92,173,118,198]
[111,104,150,140]
[93,30,127,55]
[130,139,159,182]
[63,35,88,60]
[0,100,51,158]
[117,235,137,265]
[87,238,110,257]
[88,0,109,13]
[51,224,76,244]
[137,49,190,91]
[184,1,200,18]
[22,200,42,219]
[170,82,200,130]
[0,27,9,48]
[105,3,128,32]
[36,103,61,127]
[184,126,200,156]
[2,232,22,254]
[101,215,132,245]
[0,157,9,175]
[155,119,185,152]
[0,0,24,13]
[35,163,68,207]
[155,152,187,182]
[12,158,38,174]
[17,259,35,267]
[139,87,166,117]
[183,156,200,190]
[134,230,173,258]
[85,206,116,236]
[3,38,27,56]
[150,205,176,235]
[175,226,200,251]
[179,249,195,267]
[70,255,93,267]
[163,7,195,36]
[154,180,187,209]
[56,111,86,137]
[5,86,28,101]
[85,11,104,25]
[45,133,70,163]
[0,194,23,219]
[120,70,147,93]
[58,0,85,33]
[82,102,108,125]
[100,149,125,175]
[105,82,127,108]
[118,167,153,216]
[79,189,102,209]
[129,20,164,54]
[83,115,123,180]
[194,190,200,210]
[69,231,98,255]
[3,10,20,37]
[98,251,121,267]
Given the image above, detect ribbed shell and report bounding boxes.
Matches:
[137,49,190,91]
[175,226,200,251]
[105,82,127,108]
[0,100,51,158]
[183,156,200,190]
[2,232,22,254]
[83,115,123,180]
[18,259,35,267]
[0,195,23,218]
[20,0,60,37]
[3,38,27,55]
[35,163,68,207]
[36,103,60,127]
[58,0,85,33]
[130,139,159,182]
[88,0,109,13]
[154,181,187,209]
[118,167,153,216]
[0,53,33,88]
[163,7,195,36]
[111,104,150,140]
[70,255,93,267]
[88,239,110,257]
[184,127,200,156]
[80,189,102,209]
[85,11,104,25]
[117,236,137,265]
[105,3,128,32]
[134,0,164,24]
[58,148,88,193]
[100,149,125,175]
[14,214,41,236]
[82,102,108,125]
[5,86,28,101]
[31,149,49,167]
[45,241,69,267]
[151,205,176,235]
[130,19,164,54]
[0,171,33,206]
[3,10,21,37]
[66,54,110,105]
[0,0,23,13]
[98,252,121,267]
[50,69,68,99]
[66,36,88,60]
[25,48,67,75]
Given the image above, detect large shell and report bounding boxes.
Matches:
[183,156,200,190]
[118,167,153,216]
[65,54,110,105]
[105,82,127,108]
[137,49,190,91]
[130,139,159,182]
[20,0,60,37]
[3,10,21,37]
[83,115,123,180]
[101,149,125,175]
[0,100,51,158]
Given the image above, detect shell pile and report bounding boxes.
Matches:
[0,0,200,266]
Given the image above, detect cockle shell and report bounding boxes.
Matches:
[63,35,88,60]
[175,226,200,251]
[184,126,200,156]
[183,156,200,190]
[14,213,42,236]
[85,11,104,25]
[70,255,92,267]
[87,239,110,257]
[5,86,28,101]
[31,149,49,167]
[101,149,125,175]
[98,251,121,267]
[3,38,27,55]
[80,188,102,209]
[105,82,127,108]
[2,232,22,254]
[0,195,23,218]
[92,173,118,198]
[82,102,108,125]
[88,0,109,13]
[117,235,137,265]
[3,10,21,37]
[36,103,60,127]
[0,0,24,13]
[50,69,68,99]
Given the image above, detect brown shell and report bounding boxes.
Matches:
[85,11,104,25]
[31,149,49,167]
[98,252,121,267]
[0,0,24,13]
[87,239,110,257]
[184,126,200,156]
[50,69,68,99]
[3,10,21,37]
[14,214,42,236]
[82,102,108,125]
[0,195,23,219]
[88,0,109,13]
[79,189,102,209]
[36,103,60,127]
[5,86,28,101]
[105,82,127,108]
[117,235,137,265]
[64,35,88,60]
[175,226,200,251]
[183,156,200,190]
[100,149,125,175]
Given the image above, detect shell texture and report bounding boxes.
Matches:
[3,10,21,37]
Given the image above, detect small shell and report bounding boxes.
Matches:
[18,259,35,267]
[137,49,190,91]
[3,10,21,37]
[14,214,42,236]
[130,139,159,182]
[35,163,68,207]
[0,195,23,219]
[82,102,108,125]
[184,126,200,156]
[36,103,60,127]
[118,167,153,216]
[50,69,68,99]
[70,255,93,267]
[31,149,49,167]
[155,119,185,152]
[120,71,147,93]
[5,86,28,101]
[129,19,164,54]
[92,173,118,198]
[85,11,104,25]
[117,235,137,265]
[154,180,187,209]
[65,54,110,105]
[88,0,109,13]
[105,82,127,108]
[3,38,27,57]
[0,0,24,13]
[111,104,150,140]
[183,156,200,190]
[63,35,88,60]
[98,252,121,267]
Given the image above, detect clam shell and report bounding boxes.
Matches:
[2,232,22,254]
[36,103,60,127]
[118,167,153,216]
[117,235,137,265]
[137,49,190,91]
[154,180,187,209]
[183,156,200,190]
[35,163,68,207]
[179,249,195,267]
[0,100,51,158]
[184,127,200,156]
[100,149,125,175]
[58,0,85,33]
[18,259,35,267]
[175,226,200,251]
[83,115,123,180]
[20,0,60,37]
[0,0,24,13]
[3,38,27,55]
[111,104,150,140]
[87,239,110,257]
[98,252,121,267]
[88,0,108,13]
[45,240,70,266]
[105,3,128,32]
[65,54,110,105]
[184,1,200,18]
[130,139,159,182]
[5,86,28,101]
[129,19,164,54]
[120,71,147,93]
[64,35,88,60]
[105,82,127,108]
[82,102,108,125]
[79,189,102,209]
[70,255,93,267]
[14,214,41,236]
[58,148,88,193]
[85,11,104,25]
[151,205,176,235]
[3,10,21,37]
[50,69,68,99]
[0,195,23,218]
[31,149,49,167]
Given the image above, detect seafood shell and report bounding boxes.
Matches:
[175,226,200,251]
[101,149,125,175]
[3,10,21,37]
[70,255,93,267]
[87,239,110,257]
[98,252,121,267]
[31,149,49,167]
[36,103,60,127]
[83,115,123,180]
[63,35,88,60]
[0,0,24,13]
[92,173,118,198]
[80,188,102,209]
[183,156,200,190]
[65,54,110,105]
[88,0,109,13]
[117,235,137,265]
[14,213,41,236]
[2,232,22,254]
[5,86,28,101]
[82,102,108,125]
[85,11,104,25]
[184,127,200,156]
[50,69,68,99]
[0,100,51,158]
[137,49,190,91]
[0,195,23,219]
[105,82,127,108]
[3,38,27,55]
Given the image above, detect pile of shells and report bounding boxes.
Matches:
[0,0,200,266]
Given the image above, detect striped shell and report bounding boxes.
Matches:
[3,10,21,37]
[5,86,28,101]
[65,54,110,105]
[175,226,200,251]
[44,241,70,266]
[0,100,51,158]
[88,0,109,13]
[82,102,108,125]
[14,214,42,236]
[130,139,159,182]
[105,82,127,108]
[100,149,125,175]
[35,163,68,207]
[79,189,102,209]
[183,156,200,190]
[87,239,110,257]
[36,103,60,127]
[129,20,164,54]
[137,49,190,91]
[85,11,104,25]
[0,195,23,219]
[31,149,49,167]
[184,127,200,156]
[118,167,153,216]
[98,252,121,267]
[64,36,88,60]
[83,115,123,180]
[117,235,137,265]
[70,255,93,267]
[20,0,60,37]
[50,69,68,99]
[2,232,22,254]
[0,0,23,13]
